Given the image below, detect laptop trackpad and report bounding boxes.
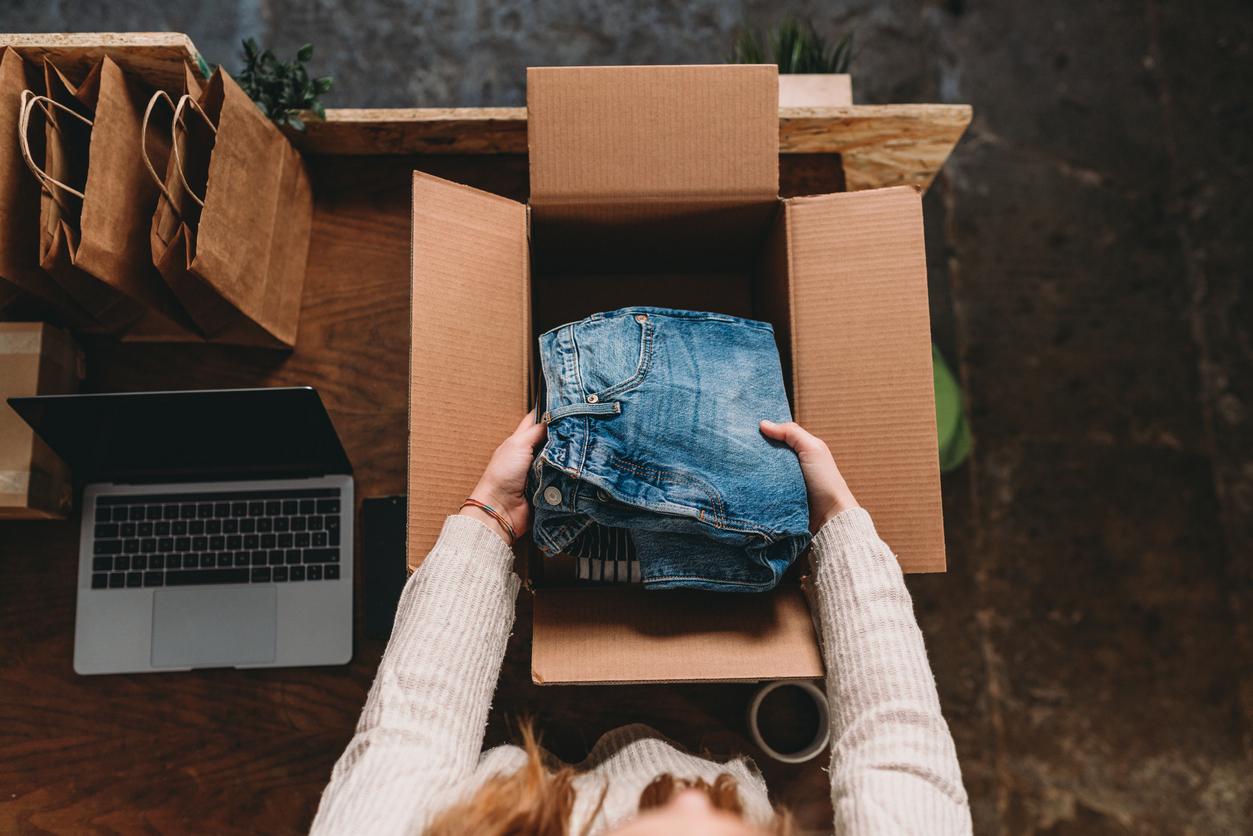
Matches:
[151,587,277,668]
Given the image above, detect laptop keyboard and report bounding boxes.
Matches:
[90,488,344,590]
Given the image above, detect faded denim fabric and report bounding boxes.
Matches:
[529,306,810,592]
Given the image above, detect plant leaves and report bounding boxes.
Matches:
[193,51,213,79]
[739,17,853,75]
[730,26,764,64]
[235,39,332,129]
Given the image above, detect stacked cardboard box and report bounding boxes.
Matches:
[0,322,81,518]
[408,65,943,685]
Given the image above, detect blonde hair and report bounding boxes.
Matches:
[425,722,792,836]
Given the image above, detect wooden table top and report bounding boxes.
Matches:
[0,154,846,833]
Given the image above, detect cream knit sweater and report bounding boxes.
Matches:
[311,509,971,834]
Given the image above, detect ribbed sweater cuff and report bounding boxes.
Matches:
[426,513,517,586]
[810,507,882,560]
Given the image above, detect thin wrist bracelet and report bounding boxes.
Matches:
[460,497,516,545]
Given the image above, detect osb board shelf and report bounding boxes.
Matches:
[296,104,970,191]
[0,32,202,94]
[0,33,971,192]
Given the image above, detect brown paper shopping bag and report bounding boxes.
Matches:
[147,69,222,339]
[149,68,311,348]
[0,48,96,327]
[18,57,201,338]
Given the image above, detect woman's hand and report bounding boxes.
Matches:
[460,411,547,544]
[760,419,858,532]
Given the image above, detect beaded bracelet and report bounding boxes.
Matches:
[460,497,517,546]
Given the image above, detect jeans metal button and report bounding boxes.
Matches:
[543,486,563,506]
[586,393,599,404]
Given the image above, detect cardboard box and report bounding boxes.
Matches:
[408,65,943,685]
[0,322,81,518]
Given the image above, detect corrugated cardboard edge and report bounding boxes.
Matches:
[784,185,945,573]
[527,65,779,205]
[0,322,78,517]
[406,172,530,571]
[531,586,823,685]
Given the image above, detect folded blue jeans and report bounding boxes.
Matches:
[529,306,811,592]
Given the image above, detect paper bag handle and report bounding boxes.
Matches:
[141,90,179,209]
[170,93,218,209]
[17,90,94,202]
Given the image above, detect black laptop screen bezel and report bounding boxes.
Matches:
[7,387,353,484]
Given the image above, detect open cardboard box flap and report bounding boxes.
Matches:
[527,65,778,205]
[408,173,530,551]
[408,65,943,685]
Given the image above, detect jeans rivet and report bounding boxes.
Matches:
[586,393,599,404]
[635,314,648,323]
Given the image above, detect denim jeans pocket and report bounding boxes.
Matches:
[575,311,655,400]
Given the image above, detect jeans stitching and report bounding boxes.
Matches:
[609,455,728,528]
[575,416,590,479]
[605,456,794,536]
[644,573,777,590]
[569,324,586,399]
[598,319,655,400]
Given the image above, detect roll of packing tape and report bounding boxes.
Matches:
[747,679,830,764]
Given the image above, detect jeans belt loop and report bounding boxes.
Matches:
[543,401,622,423]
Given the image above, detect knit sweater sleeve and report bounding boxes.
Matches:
[310,514,520,835]
[807,508,972,835]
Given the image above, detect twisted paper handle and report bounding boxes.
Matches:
[17,89,93,208]
[169,93,218,209]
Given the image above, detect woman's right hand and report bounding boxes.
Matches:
[760,419,858,532]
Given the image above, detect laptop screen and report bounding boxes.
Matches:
[8,387,352,484]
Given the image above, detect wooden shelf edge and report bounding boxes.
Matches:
[0,32,197,49]
[294,104,972,192]
[0,32,201,93]
[296,104,971,152]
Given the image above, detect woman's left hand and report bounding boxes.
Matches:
[460,410,547,544]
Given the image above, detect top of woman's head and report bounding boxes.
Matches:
[424,723,791,836]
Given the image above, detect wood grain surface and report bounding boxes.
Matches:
[0,155,842,833]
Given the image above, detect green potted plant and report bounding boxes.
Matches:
[236,39,333,131]
[731,18,854,107]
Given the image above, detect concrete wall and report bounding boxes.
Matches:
[6,0,949,107]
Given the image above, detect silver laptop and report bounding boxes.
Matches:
[9,387,353,675]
